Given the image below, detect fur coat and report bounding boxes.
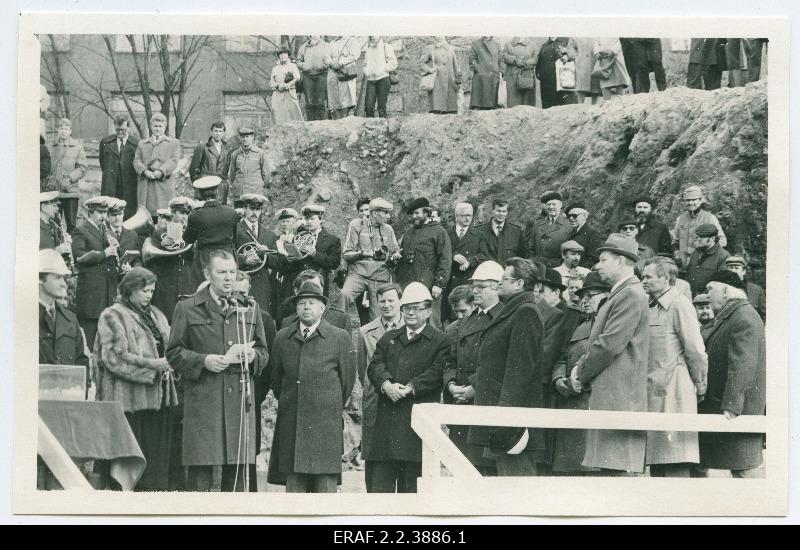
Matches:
[94,302,171,413]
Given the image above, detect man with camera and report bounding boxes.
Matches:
[341,198,400,321]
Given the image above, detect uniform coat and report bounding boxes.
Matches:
[419,43,462,113]
[442,305,502,467]
[72,221,121,321]
[48,137,88,193]
[569,222,605,269]
[357,316,404,461]
[673,207,727,267]
[698,299,766,470]
[442,224,483,321]
[468,291,545,456]
[501,38,538,108]
[40,217,64,250]
[689,38,722,65]
[267,320,356,484]
[687,242,730,296]
[367,324,449,462]
[530,214,573,266]
[395,222,452,291]
[235,218,279,314]
[468,38,504,109]
[99,134,140,219]
[270,228,342,299]
[94,303,171,413]
[645,288,708,465]
[636,214,672,256]
[133,135,181,215]
[144,233,195,323]
[165,286,269,465]
[576,276,650,472]
[182,200,240,287]
[39,302,88,368]
[227,146,270,202]
[474,220,526,266]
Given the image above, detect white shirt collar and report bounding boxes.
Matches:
[208,287,231,306]
[299,318,322,337]
[479,302,499,315]
[381,316,402,330]
[39,299,56,313]
[406,323,426,339]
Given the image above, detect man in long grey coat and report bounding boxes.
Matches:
[698,270,766,478]
[570,234,650,475]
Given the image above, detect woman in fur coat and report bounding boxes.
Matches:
[95,267,177,491]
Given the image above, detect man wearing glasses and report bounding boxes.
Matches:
[468,257,546,476]
[366,282,449,492]
[442,202,483,325]
[565,202,605,269]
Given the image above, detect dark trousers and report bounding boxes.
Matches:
[687,63,722,90]
[186,464,248,492]
[124,406,175,491]
[540,82,577,109]
[286,473,338,493]
[367,460,421,493]
[634,40,666,93]
[303,72,328,121]
[619,38,639,93]
[365,77,391,118]
[59,196,79,232]
[496,451,545,477]
[650,463,691,478]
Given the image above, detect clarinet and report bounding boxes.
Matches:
[55,212,75,273]
[102,224,123,279]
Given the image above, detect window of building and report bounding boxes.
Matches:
[223,92,271,137]
[109,93,177,138]
[39,34,71,53]
[114,35,182,53]
[224,35,280,53]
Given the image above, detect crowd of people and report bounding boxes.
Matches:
[39,150,767,491]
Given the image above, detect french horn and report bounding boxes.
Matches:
[236,241,270,274]
[293,232,317,256]
[142,237,192,265]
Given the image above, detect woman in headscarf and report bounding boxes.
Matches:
[591,38,632,100]
[94,267,178,490]
[270,47,304,124]
[419,36,462,114]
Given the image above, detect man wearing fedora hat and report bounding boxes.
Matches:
[725,256,766,322]
[632,196,672,256]
[672,185,727,270]
[687,223,730,296]
[698,270,765,478]
[227,127,270,209]
[267,279,355,492]
[569,233,650,475]
[529,191,573,268]
[182,175,240,288]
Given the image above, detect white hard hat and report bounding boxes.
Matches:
[400,282,433,305]
[470,260,504,282]
[39,249,71,276]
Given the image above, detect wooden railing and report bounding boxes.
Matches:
[37,416,94,490]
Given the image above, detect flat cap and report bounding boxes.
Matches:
[707,269,746,290]
[540,191,562,204]
[695,223,718,237]
[277,207,299,220]
[724,256,747,267]
[301,204,325,216]
[682,185,704,200]
[406,197,430,213]
[237,127,255,136]
[692,293,711,305]
[168,196,195,211]
[84,196,110,210]
[40,191,60,203]
[560,240,585,253]
[369,198,394,212]
[192,175,222,190]
[241,193,270,207]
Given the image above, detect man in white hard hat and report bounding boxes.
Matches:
[39,249,88,376]
[366,282,449,492]
[442,260,505,475]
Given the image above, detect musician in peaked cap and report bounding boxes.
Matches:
[71,196,119,351]
[105,198,142,275]
[147,197,196,323]
[234,193,279,315]
[39,191,70,255]
[227,126,270,208]
[529,191,572,268]
[687,223,730,296]
[724,255,766,322]
[182,175,240,288]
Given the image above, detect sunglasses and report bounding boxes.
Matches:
[400,305,430,314]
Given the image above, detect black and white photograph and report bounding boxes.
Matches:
[12,12,790,517]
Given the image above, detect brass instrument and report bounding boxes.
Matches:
[292,232,317,256]
[236,223,276,274]
[122,205,153,232]
[142,237,192,265]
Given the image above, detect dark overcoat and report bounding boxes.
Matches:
[637,214,672,257]
[267,319,356,484]
[395,222,452,291]
[165,286,269,466]
[39,303,88,368]
[576,276,650,472]
[145,233,195,323]
[235,218,279,313]
[534,299,567,400]
[569,223,606,268]
[189,138,231,182]
[367,324,449,463]
[474,221,526,266]
[687,243,730,295]
[40,218,63,250]
[270,228,342,299]
[182,200,240,287]
[746,281,766,323]
[71,221,119,320]
[698,299,766,470]
[468,291,545,455]
[530,214,573,266]
[468,38,504,109]
[442,225,483,321]
[99,134,140,220]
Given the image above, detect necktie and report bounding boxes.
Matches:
[116,230,121,240]
[408,331,416,340]
[303,327,310,339]
[251,223,258,236]
[117,139,122,153]
[384,322,395,331]
[218,297,228,312]
[478,310,486,317]
[458,227,465,239]
[47,306,55,321]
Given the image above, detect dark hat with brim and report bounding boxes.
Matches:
[291,280,328,305]
[540,191,562,204]
[707,269,746,291]
[575,271,611,296]
[406,197,430,214]
[596,233,640,262]
[540,267,566,291]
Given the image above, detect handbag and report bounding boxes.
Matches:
[556,60,576,91]
[497,78,507,107]
[384,43,400,85]
[419,46,437,92]
[591,55,615,80]
[516,68,536,90]
[336,39,358,81]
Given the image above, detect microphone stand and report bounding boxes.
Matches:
[231,294,257,492]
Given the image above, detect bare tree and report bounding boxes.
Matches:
[40,34,70,119]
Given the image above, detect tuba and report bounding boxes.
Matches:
[142,237,192,265]
[122,205,153,232]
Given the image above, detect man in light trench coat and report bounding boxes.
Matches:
[570,234,650,475]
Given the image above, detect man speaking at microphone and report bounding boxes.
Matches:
[166,250,270,492]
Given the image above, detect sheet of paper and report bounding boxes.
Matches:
[221,341,255,365]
